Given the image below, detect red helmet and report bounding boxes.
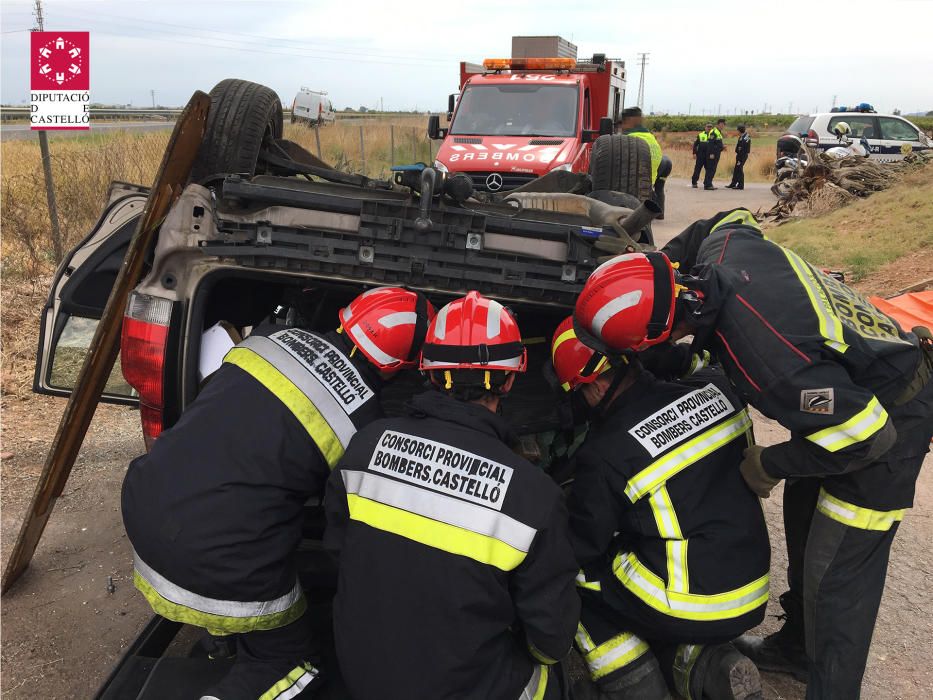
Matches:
[574,252,677,352]
[550,316,612,392]
[420,291,527,376]
[339,287,435,370]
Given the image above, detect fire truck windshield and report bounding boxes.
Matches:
[450,84,579,137]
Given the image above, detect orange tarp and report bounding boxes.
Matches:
[868,291,933,332]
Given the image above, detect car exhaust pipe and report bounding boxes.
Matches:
[618,199,662,237]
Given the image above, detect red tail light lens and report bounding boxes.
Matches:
[121,293,173,450]
[805,129,820,147]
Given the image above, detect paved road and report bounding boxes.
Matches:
[1,121,174,141]
[654,178,777,247]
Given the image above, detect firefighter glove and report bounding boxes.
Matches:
[740,445,780,498]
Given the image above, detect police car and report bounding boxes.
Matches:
[783,108,932,161]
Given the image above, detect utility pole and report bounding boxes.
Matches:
[150,90,156,108]
[688,102,691,115]
[32,0,63,260]
[832,94,838,110]
[635,52,649,108]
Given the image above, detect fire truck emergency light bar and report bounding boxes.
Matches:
[482,57,577,71]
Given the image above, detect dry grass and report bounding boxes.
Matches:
[768,162,933,281]
[657,131,779,183]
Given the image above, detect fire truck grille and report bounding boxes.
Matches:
[529,139,564,146]
[465,171,539,192]
[454,137,483,144]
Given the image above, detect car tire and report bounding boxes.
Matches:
[589,134,653,201]
[190,79,283,183]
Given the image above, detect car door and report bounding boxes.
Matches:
[33,181,148,405]
[826,115,881,157]
[877,116,926,162]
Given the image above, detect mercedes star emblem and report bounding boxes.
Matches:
[485,173,504,192]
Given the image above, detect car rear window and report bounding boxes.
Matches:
[787,116,814,135]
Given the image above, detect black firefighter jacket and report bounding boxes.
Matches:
[123,325,384,604]
[662,210,925,510]
[568,369,770,641]
[325,390,580,700]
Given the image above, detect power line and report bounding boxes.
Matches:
[636,52,648,109]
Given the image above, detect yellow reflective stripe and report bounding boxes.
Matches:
[346,493,527,571]
[533,665,549,700]
[551,328,576,361]
[582,630,651,680]
[673,643,704,700]
[225,347,344,467]
[575,622,597,653]
[816,487,905,531]
[649,486,683,539]
[612,552,769,621]
[625,411,752,502]
[780,247,849,354]
[805,396,888,452]
[575,570,602,591]
[529,643,558,665]
[710,209,760,233]
[688,350,711,375]
[667,539,689,594]
[259,663,318,700]
[133,571,307,635]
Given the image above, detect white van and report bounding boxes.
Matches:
[291,88,335,126]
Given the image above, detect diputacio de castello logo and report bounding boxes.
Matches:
[30,31,90,130]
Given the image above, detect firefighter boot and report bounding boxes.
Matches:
[594,653,672,700]
[678,643,762,700]
[732,592,809,682]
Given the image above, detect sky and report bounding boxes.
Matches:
[2,0,932,115]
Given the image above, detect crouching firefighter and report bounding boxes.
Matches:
[121,287,434,700]
[550,317,769,700]
[325,291,580,700]
[574,215,933,699]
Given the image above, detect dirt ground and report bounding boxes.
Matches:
[2,182,931,698]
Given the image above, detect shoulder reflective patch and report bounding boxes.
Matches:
[805,396,888,452]
[266,329,375,414]
[628,383,736,458]
[800,388,835,415]
[368,430,514,511]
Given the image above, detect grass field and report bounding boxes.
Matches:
[768,163,933,280]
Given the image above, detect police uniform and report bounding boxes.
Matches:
[728,132,751,189]
[703,127,724,189]
[568,369,770,695]
[691,130,709,187]
[662,210,933,697]
[123,324,385,699]
[325,389,580,700]
[622,125,663,184]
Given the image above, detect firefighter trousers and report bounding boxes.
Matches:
[780,378,933,699]
[200,609,322,700]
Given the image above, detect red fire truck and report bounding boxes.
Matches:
[429,38,627,193]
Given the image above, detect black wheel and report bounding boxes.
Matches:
[589,134,653,201]
[190,79,283,183]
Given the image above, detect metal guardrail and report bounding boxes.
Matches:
[1,107,427,122]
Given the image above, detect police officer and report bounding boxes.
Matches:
[573,211,933,699]
[325,291,580,700]
[122,287,434,700]
[617,106,663,185]
[703,119,726,190]
[691,124,711,189]
[727,125,751,190]
[551,318,769,700]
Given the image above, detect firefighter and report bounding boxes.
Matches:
[325,291,580,700]
[691,125,711,189]
[727,125,751,190]
[573,212,933,699]
[121,286,435,700]
[616,106,663,184]
[551,317,769,700]
[703,119,726,190]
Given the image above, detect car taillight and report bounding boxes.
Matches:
[805,129,820,147]
[121,292,173,451]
